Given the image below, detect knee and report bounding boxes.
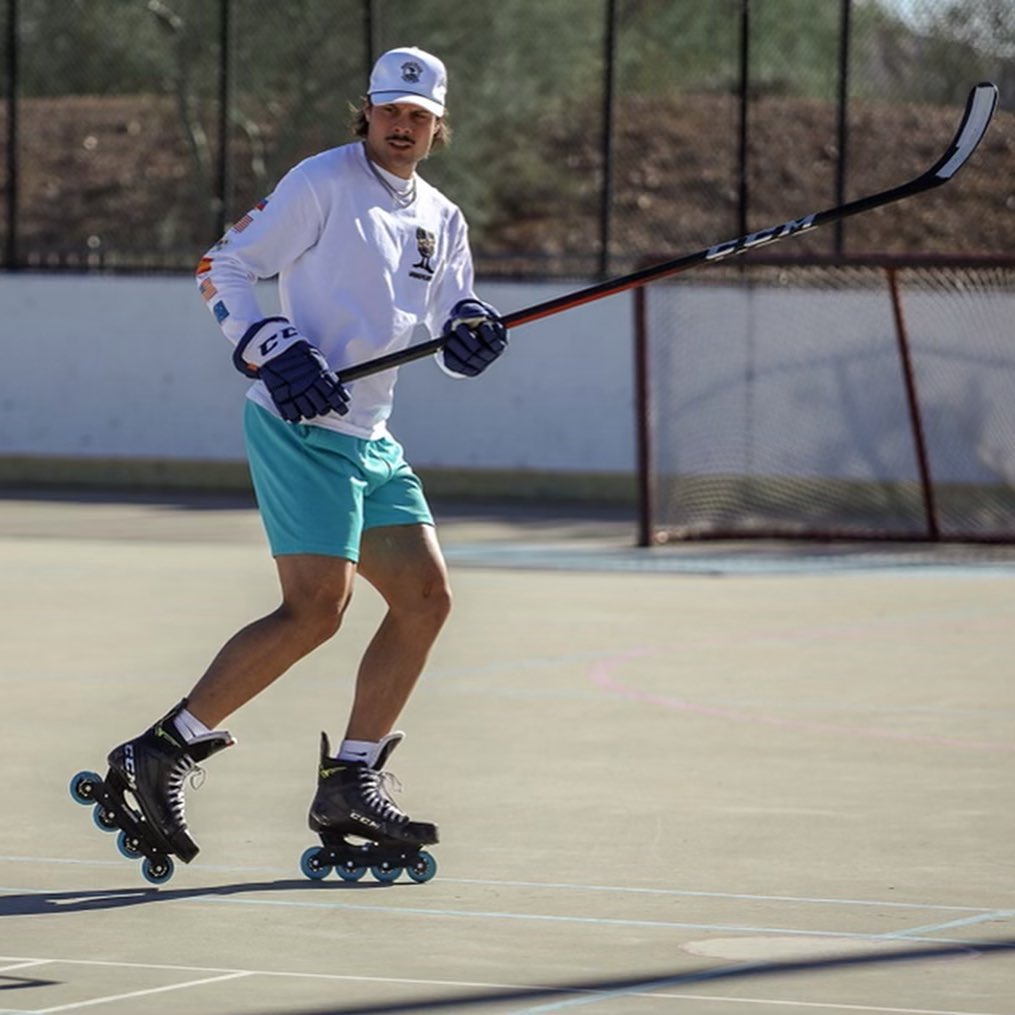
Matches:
[425,576,453,626]
[405,573,453,630]
[280,588,351,648]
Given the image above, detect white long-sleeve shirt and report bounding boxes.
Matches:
[195,141,477,439]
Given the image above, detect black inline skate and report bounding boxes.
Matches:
[69,700,234,884]
[299,731,439,884]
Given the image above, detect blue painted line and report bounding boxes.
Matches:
[189,892,896,937]
[510,961,770,1014]
[879,910,1015,940]
[446,877,995,913]
[0,879,977,939]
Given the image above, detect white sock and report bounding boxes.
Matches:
[337,731,404,768]
[338,738,379,766]
[173,707,212,743]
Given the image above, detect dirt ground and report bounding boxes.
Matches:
[4,90,1014,272]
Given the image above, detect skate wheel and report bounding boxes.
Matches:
[406,850,438,884]
[299,846,332,881]
[141,855,174,885]
[371,862,402,884]
[69,771,102,804]
[116,830,143,859]
[92,805,119,833]
[335,861,367,882]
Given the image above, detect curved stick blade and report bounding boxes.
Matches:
[928,82,998,181]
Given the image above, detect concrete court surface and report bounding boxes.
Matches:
[1,490,1013,1015]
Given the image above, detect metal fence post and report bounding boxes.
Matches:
[5,0,18,269]
[886,265,940,541]
[364,0,376,90]
[214,0,232,241]
[633,282,654,547]
[736,0,750,238]
[598,0,616,279]
[833,0,852,254]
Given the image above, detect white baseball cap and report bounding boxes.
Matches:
[368,47,447,117]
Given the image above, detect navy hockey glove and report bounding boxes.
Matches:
[233,316,349,423]
[440,299,508,377]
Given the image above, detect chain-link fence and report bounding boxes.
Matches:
[1,0,1012,278]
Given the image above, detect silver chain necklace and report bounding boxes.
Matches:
[362,143,417,209]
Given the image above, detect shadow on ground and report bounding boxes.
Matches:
[280,938,1015,1013]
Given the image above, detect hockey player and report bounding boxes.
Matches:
[91,47,507,879]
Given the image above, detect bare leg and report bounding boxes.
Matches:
[185,554,356,727]
[344,524,451,741]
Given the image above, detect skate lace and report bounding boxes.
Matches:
[360,768,407,824]
[165,755,205,821]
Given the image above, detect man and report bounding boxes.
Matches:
[100,47,507,874]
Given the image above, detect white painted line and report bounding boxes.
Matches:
[0,954,1010,1015]
[0,956,239,976]
[31,971,251,1013]
[516,988,1013,1015]
[0,960,50,972]
[510,938,1009,1013]
[446,877,995,914]
[0,879,1001,944]
[0,953,593,993]
[0,860,998,913]
[189,890,975,941]
[513,961,770,1013]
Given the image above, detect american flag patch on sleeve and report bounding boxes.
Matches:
[232,197,269,234]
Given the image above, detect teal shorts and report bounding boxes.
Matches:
[244,400,433,561]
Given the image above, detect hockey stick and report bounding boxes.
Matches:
[338,81,998,383]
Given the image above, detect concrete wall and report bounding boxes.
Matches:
[4,272,1013,497]
[0,273,637,497]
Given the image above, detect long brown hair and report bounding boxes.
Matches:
[348,99,452,150]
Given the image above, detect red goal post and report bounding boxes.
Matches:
[632,253,1015,546]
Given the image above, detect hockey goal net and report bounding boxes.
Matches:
[634,255,1015,544]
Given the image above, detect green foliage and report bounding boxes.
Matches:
[17,0,217,97]
[15,0,1012,105]
[615,0,740,95]
[6,0,1013,268]
[748,0,844,98]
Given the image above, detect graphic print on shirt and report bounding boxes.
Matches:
[410,227,437,281]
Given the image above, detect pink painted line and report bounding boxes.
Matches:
[589,649,1015,753]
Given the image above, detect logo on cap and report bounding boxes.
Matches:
[401,61,423,84]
